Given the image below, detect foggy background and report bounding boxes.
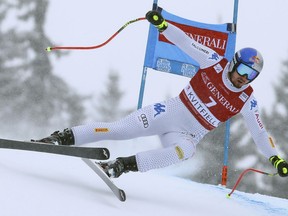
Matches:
[0,0,288,199]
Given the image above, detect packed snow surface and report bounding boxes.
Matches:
[0,149,287,216]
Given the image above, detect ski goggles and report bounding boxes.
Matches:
[236,63,259,81]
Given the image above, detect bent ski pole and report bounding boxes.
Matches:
[227,168,278,197]
[46,17,146,52]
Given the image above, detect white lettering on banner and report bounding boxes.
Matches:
[186,33,226,50]
[184,85,220,128]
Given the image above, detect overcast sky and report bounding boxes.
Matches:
[45,0,288,112]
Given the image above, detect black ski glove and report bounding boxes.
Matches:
[269,155,288,177]
[145,10,168,32]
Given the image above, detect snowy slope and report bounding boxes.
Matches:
[0,149,287,216]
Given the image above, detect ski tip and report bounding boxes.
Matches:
[119,189,126,202]
[103,148,110,159]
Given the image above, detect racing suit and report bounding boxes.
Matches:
[71,23,278,172]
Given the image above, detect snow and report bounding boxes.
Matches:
[0,149,288,216]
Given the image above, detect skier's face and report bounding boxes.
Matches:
[229,69,250,88]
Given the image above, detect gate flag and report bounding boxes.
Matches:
[139,3,239,187]
[143,7,236,78]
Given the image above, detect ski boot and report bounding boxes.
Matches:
[32,128,75,145]
[99,156,138,178]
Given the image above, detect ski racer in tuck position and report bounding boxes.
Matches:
[33,10,288,178]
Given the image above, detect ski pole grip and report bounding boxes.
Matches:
[269,155,288,177]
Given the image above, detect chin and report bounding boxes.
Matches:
[232,82,243,88]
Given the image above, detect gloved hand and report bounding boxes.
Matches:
[269,155,288,177]
[145,10,168,32]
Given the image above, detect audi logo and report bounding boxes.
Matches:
[140,114,149,128]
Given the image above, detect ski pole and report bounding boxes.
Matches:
[227,168,278,198]
[46,17,146,52]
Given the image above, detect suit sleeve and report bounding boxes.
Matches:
[162,23,223,69]
[240,95,278,158]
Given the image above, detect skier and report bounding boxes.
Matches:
[33,10,288,178]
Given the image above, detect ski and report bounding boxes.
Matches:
[0,138,109,160]
[82,158,126,202]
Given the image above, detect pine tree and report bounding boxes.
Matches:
[94,70,133,122]
[0,0,86,138]
[191,111,266,194]
[259,56,288,198]
[211,56,288,199]
[190,122,226,184]
[227,116,261,194]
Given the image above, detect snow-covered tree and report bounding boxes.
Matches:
[0,0,85,138]
[93,70,133,122]
[259,55,288,198]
